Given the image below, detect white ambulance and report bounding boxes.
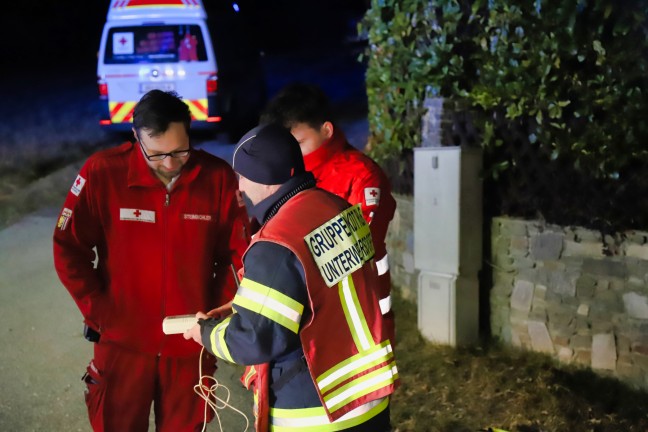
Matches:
[97,0,223,130]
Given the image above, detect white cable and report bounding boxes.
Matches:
[195,346,250,432]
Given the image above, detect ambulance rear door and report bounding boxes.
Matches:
[97,19,218,128]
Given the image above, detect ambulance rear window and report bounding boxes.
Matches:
[104,24,208,64]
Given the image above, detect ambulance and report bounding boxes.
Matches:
[97,0,225,130]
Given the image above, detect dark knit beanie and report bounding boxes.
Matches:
[232,123,305,185]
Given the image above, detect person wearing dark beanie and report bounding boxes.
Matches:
[184,123,398,431]
[232,123,306,186]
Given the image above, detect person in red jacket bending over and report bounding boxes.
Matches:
[261,83,397,344]
[53,90,250,432]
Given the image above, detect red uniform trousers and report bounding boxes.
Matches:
[83,341,216,432]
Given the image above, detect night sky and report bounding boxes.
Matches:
[1,0,368,79]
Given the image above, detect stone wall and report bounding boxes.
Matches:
[490,217,648,389]
[385,199,648,389]
[386,193,418,302]
[389,97,648,388]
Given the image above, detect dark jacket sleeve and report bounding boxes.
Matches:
[201,241,308,365]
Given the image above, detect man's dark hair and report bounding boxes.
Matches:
[260,83,334,130]
[133,90,191,137]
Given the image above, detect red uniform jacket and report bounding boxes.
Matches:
[53,142,249,356]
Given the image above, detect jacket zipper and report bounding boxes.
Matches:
[160,191,170,354]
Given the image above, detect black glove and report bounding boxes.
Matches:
[83,324,101,343]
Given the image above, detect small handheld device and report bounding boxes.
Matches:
[83,324,101,343]
[162,314,198,335]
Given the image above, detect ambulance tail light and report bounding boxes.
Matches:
[206,74,218,95]
[98,81,108,100]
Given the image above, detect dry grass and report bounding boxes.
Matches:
[0,75,115,228]
[390,289,648,432]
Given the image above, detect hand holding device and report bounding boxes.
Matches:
[162,314,200,335]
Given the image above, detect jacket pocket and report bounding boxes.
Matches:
[82,360,105,427]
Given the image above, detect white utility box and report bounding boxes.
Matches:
[413,147,482,276]
[414,146,482,346]
[417,271,479,345]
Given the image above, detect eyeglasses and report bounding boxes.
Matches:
[138,135,192,161]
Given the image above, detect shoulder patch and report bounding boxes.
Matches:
[71,175,86,196]
[364,187,381,206]
[57,208,73,231]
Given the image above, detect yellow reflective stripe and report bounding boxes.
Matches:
[109,101,136,123]
[316,340,394,393]
[185,98,208,120]
[338,275,373,351]
[233,277,304,334]
[323,361,398,414]
[209,315,234,363]
[243,365,256,387]
[269,397,388,431]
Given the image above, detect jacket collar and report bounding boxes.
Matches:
[303,127,347,172]
[249,172,316,225]
[127,142,202,188]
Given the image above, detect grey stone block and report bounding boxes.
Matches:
[512,255,536,270]
[576,275,597,298]
[627,244,648,260]
[540,269,579,297]
[623,292,648,320]
[592,333,617,370]
[530,232,564,261]
[511,279,535,313]
[582,259,626,278]
[499,218,529,237]
[528,321,554,353]
[572,227,603,242]
[596,279,610,292]
[624,230,648,244]
[558,346,574,363]
[591,321,614,334]
[563,240,604,258]
[571,334,592,350]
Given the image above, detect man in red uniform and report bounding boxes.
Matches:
[184,123,399,431]
[261,83,397,343]
[53,90,249,431]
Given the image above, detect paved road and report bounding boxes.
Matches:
[0,209,252,431]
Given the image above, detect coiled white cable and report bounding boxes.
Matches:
[195,346,250,432]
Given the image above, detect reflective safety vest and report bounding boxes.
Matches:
[236,189,399,431]
[303,129,397,344]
